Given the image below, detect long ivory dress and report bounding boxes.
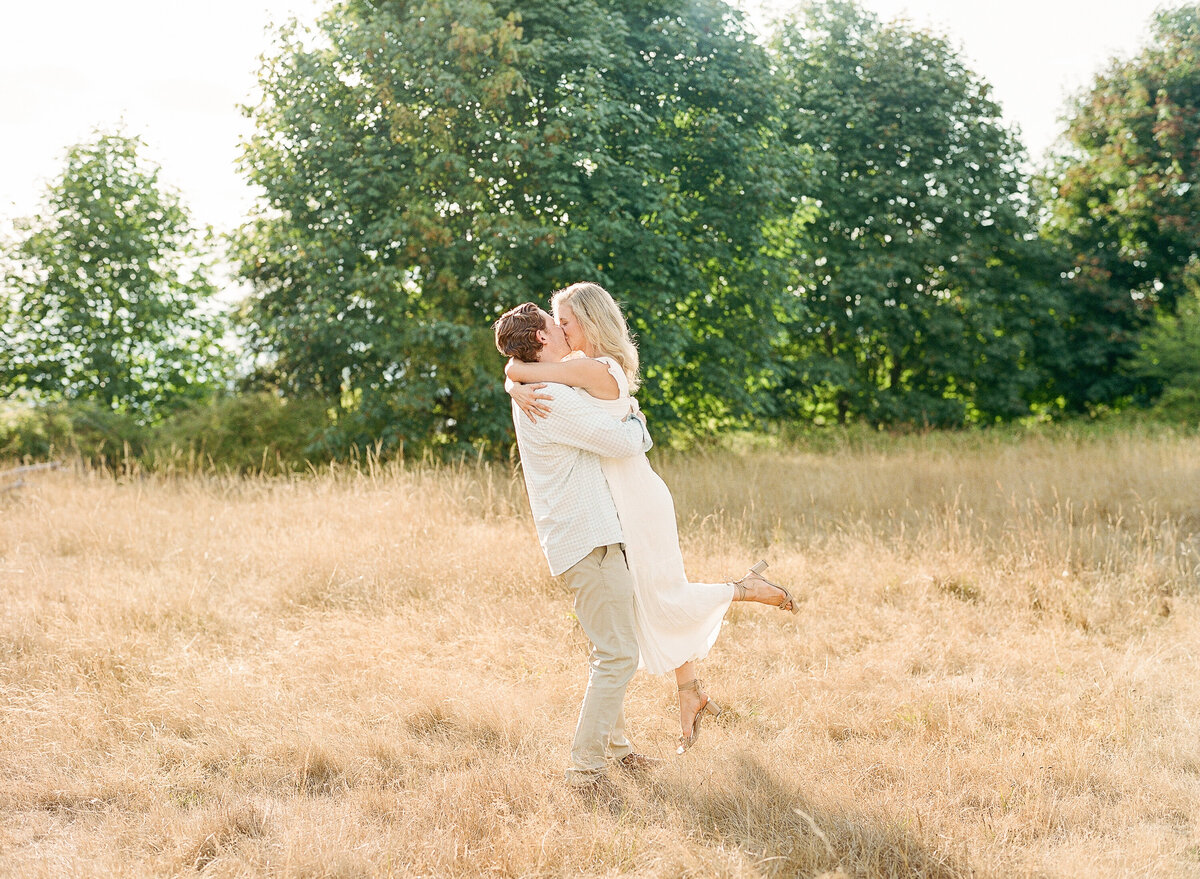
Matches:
[580,357,734,675]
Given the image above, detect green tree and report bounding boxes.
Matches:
[511,1,795,433]
[237,0,793,453]
[1041,4,1200,409]
[1133,284,1200,419]
[770,1,1057,426]
[0,132,226,415]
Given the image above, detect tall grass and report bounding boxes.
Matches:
[1,431,1198,877]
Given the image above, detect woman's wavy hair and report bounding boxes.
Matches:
[551,283,641,392]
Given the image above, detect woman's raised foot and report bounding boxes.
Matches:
[732,560,799,614]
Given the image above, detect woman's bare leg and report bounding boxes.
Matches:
[675,660,706,737]
[675,576,785,742]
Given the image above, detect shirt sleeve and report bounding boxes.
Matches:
[527,384,652,458]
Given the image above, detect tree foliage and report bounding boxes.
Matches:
[0,132,226,415]
[770,1,1058,426]
[237,0,793,452]
[1133,288,1200,420]
[1041,4,1200,409]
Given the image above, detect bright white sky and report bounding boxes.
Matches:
[0,0,1171,236]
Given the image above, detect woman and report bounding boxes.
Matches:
[505,282,797,753]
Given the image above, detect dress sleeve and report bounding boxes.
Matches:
[595,356,631,399]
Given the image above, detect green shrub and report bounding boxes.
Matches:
[1132,289,1200,424]
[146,393,334,473]
[0,394,335,473]
[0,401,146,465]
[1148,386,1200,423]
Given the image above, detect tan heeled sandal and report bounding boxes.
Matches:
[732,559,799,614]
[676,678,722,755]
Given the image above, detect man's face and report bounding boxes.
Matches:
[537,308,569,361]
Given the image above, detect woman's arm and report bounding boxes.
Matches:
[506,378,553,422]
[505,357,620,400]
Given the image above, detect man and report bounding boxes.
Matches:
[493,301,654,789]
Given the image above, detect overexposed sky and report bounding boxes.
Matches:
[0,0,1172,235]
[0,0,320,236]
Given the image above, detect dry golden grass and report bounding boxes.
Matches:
[1,431,1198,878]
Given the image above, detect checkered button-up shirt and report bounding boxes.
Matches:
[512,383,652,576]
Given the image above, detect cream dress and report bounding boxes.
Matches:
[579,356,733,675]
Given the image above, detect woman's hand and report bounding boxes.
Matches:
[508,381,553,422]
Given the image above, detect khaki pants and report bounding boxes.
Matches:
[561,543,639,785]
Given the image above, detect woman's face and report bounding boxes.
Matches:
[555,302,584,352]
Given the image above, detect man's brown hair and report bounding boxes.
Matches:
[493,302,546,362]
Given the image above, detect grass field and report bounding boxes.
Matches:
[1,430,1198,878]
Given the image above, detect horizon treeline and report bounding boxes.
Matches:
[2,0,1199,467]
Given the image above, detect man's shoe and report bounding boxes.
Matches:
[618,752,662,772]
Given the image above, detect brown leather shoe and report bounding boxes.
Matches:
[618,752,662,772]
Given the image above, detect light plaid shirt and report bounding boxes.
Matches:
[512,383,652,576]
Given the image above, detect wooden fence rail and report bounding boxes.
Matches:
[1,461,63,494]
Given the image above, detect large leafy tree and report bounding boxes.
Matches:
[237,0,792,452]
[1040,4,1200,410]
[0,132,226,415]
[512,2,795,433]
[770,1,1058,426]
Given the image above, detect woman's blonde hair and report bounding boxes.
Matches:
[551,282,641,392]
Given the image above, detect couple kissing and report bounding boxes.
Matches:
[493,282,798,791]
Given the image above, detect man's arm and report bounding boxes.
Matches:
[527,384,651,458]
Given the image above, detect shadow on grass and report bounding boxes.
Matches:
[646,752,972,879]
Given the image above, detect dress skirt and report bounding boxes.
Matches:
[600,452,733,675]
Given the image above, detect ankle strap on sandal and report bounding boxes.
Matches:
[678,678,704,692]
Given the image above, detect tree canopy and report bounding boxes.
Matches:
[1041,3,1200,409]
[237,0,795,453]
[771,1,1060,426]
[0,132,226,416]
[5,0,1198,466]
